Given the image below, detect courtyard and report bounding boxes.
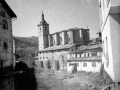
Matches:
[36,69,105,90]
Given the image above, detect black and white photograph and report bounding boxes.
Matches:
[0,0,120,90]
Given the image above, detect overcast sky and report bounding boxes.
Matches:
[6,0,100,38]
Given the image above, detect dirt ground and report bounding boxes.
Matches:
[36,69,105,90]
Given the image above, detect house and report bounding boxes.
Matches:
[66,41,102,73]
[98,0,120,84]
[0,0,17,74]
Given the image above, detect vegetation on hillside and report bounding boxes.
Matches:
[13,36,38,67]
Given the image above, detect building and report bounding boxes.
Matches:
[66,36,102,73]
[0,0,17,74]
[98,0,120,89]
[37,11,90,70]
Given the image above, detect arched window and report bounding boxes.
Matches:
[3,42,8,50]
[2,19,8,29]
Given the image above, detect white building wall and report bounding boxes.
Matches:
[99,0,120,82]
[67,61,101,73]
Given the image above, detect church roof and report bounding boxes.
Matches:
[39,20,48,26]
[0,0,17,18]
[39,44,75,52]
[38,11,48,26]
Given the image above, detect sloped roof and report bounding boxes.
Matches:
[39,20,48,26]
[39,44,75,52]
[71,43,102,54]
[0,0,17,18]
[87,43,102,49]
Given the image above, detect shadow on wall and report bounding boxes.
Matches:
[0,62,38,90]
[111,14,120,25]
[0,65,14,90]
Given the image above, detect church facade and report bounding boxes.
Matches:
[37,12,90,70]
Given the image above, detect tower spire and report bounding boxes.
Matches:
[42,10,44,20]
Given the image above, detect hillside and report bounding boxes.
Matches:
[14,36,38,67]
[14,36,38,48]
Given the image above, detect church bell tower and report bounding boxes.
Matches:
[38,11,49,50]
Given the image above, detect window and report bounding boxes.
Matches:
[68,37,70,43]
[84,53,86,57]
[0,40,1,46]
[86,53,88,57]
[91,52,97,56]
[102,41,105,56]
[97,52,101,56]
[99,1,103,26]
[83,63,87,67]
[41,61,44,68]
[79,30,82,38]
[2,19,8,29]
[106,0,110,7]
[105,37,109,67]
[45,27,47,30]
[43,57,45,59]
[88,53,89,57]
[60,37,62,44]
[75,54,77,57]
[92,62,96,67]
[53,39,55,45]
[3,42,8,50]
[1,11,5,17]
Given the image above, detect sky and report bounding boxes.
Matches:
[6,0,100,39]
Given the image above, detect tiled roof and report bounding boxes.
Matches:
[85,43,102,50]
[71,43,102,54]
[0,0,17,18]
[39,44,75,52]
[67,56,102,61]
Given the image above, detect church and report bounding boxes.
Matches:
[37,11,90,70]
